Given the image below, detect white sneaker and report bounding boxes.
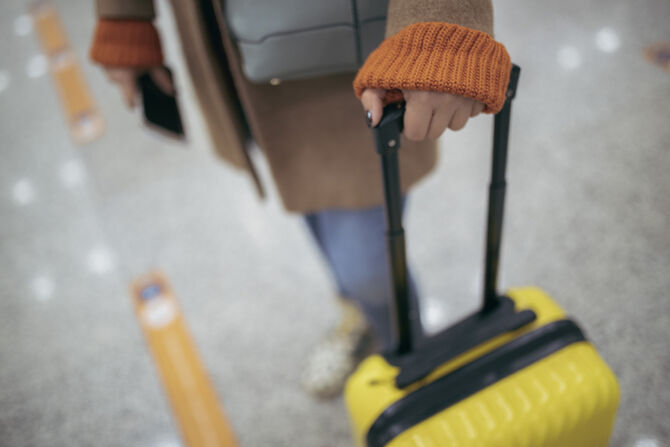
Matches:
[301,298,374,399]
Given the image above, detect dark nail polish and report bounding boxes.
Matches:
[366,110,373,128]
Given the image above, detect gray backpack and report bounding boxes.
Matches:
[225,0,389,83]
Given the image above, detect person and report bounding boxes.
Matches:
[89,0,511,398]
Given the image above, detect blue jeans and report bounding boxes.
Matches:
[304,202,423,351]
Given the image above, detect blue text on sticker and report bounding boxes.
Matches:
[140,283,162,300]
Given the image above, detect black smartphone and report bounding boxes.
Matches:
[137,66,185,139]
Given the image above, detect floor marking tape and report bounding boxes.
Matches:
[131,272,239,447]
[32,4,68,55]
[31,2,104,144]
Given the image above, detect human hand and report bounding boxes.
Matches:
[360,89,485,141]
[104,66,174,109]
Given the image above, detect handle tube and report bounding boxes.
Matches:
[373,103,413,355]
[482,65,520,312]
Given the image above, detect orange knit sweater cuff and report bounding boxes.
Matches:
[353,22,512,114]
[89,19,163,68]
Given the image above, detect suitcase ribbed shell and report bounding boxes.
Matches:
[345,287,619,447]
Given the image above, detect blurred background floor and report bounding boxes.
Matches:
[1,0,669,446]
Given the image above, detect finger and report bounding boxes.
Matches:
[360,88,385,127]
[104,68,138,108]
[120,78,137,109]
[448,103,471,131]
[470,101,485,117]
[403,94,434,141]
[150,67,175,96]
[426,107,453,140]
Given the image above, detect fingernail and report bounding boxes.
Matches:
[365,110,373,128]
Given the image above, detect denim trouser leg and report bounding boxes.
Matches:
[304,202,423,352]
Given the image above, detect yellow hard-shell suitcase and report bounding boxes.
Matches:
[345,66,619,447]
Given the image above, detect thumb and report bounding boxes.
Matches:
[149,66,176,96]
[360,88,385,127]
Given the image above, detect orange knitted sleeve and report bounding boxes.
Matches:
[353,22,511,114]
[89,19,163,68]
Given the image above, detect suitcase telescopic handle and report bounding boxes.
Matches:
[483,64,520,311]
[373,102,413,354]
[373,65,521,356]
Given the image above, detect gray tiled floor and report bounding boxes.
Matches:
[1,0,669,446]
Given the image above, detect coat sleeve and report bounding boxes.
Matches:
[385,0,494,37]
[95,0,156,20]
[89,0,163,67]
[353,0,511,114]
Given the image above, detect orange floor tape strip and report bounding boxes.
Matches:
[31,2,104,144]
[131,272,238,447]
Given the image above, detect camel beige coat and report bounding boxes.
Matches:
[95,0,494,212]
